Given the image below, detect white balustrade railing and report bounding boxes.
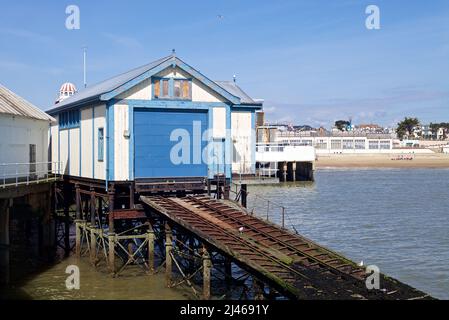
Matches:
[0,161,62,188]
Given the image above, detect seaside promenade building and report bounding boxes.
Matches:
[276,130,394,154]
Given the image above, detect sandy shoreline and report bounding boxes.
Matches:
[315,153,449,169]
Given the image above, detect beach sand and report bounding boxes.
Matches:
[315,153,449,169]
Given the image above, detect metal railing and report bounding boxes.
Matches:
[230,183,295,231]
[0,161,62,188]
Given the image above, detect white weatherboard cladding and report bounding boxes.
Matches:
[94,104,106,180]
[50,116,59,173]
[80,108,93,178]
[0,114,49,177]
[117,79,152,100]
[212,107,226,138]
[69,127,80,176]
[231,112,253,174]
[114,104,129,181]
[49,105,106,180]
[192,79,224,103]
[59,129,69,175]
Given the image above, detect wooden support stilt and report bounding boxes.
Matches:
[203,246,212,300]
[63,184,70,257]
[98,197,103,227]
[75,184,81,220]
[108,233,115,274]
[207,179,211,196]
[75,220,81,258]
[129,183,135,209]
[165,222,173,287]
[283,162,287,182]
[108,186,115,233]
[147,228,154,273]
[253,278,265,300]
[292,162,297,182]
[224,183,230,200]
[90,187,96,264]
[83,197,89,221]
[241,184,247,208]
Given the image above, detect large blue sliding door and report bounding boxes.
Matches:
[134,108,208,178]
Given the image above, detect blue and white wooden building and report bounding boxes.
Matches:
[47,54,262,191]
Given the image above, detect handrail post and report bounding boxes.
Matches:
[266,200,270,221]
[281,207,285,229]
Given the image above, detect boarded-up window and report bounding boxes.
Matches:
[154,79,160,98]
[153,78,191,100]
[182,81,190,99]
[174,79,191,99]
[174,80,181,98]
[162,79,169,97]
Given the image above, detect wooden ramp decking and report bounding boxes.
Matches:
[141,195,431,300]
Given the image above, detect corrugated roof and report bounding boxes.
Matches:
[46,55,173,113]
[215,81,261,105]
[0,83,54,121]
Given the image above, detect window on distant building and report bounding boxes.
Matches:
[302,140,313,146]
[380,140,391,149]
[153,78,191,100]
[369,140,379,149]
[342,139,354,149]
[355,139,366,149]
[315,139,327,149]
[98,128,104,162]
[331,139,342,150]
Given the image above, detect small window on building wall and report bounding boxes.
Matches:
[59,109,80,129]
[153,79,170,99]
[174,79,191,99]
[153,78,191,100]
[98,128,104,162]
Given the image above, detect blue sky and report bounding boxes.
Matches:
[0,0,448,128]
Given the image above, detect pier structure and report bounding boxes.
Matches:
[138,193,430,300]
[255,143,315,182]
[0,173,58,285]
[255,122,316,183]
[53,175,431,300]
[0,84,58,285]
[0,55,433,300]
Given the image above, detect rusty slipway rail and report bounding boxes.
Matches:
[141,195,431,300]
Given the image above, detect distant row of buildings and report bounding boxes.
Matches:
[263,121,449,142]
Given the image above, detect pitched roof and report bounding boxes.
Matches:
[46,55,262,113]
[214,81,261,105]
[47,55,173,113]
[0,83,54,121]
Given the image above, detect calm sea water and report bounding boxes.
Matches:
[4,168,448,300]
[247,168,449,299]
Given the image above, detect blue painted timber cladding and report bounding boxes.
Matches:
[134,108,208,178]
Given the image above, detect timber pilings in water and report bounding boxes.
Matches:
[1,176,433,300]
